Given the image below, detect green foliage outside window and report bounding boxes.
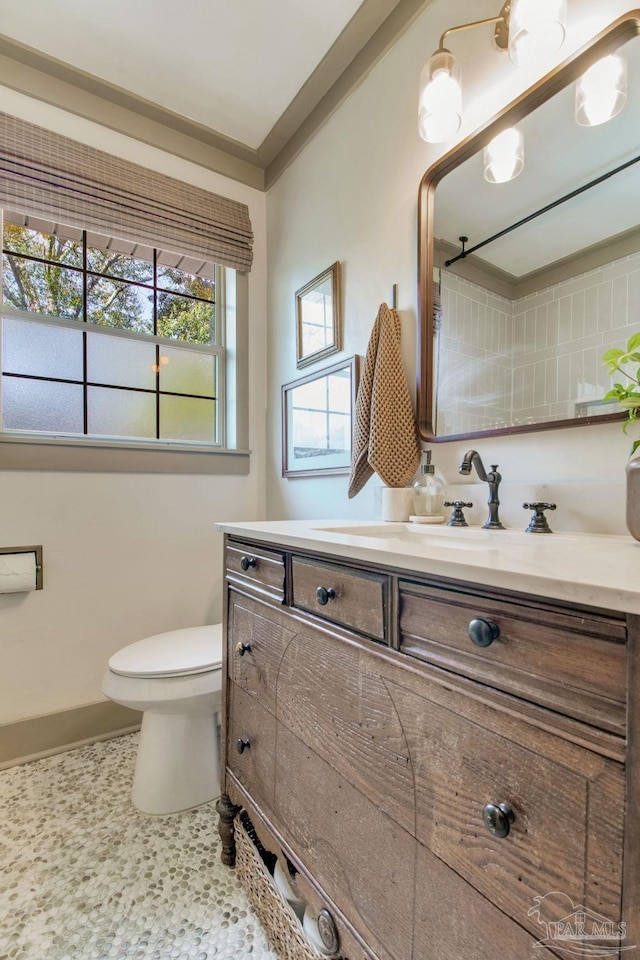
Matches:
[2,224,215,344]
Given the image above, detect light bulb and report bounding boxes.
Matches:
[509,0,567,66]
[575,54,627,126]
[484,128,524,183]
[418,50,462,144]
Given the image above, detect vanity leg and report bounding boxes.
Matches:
[216,793,241,866]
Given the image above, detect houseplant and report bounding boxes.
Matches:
[603,333,640,540]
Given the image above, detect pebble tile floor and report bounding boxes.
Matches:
[0,733,279,960]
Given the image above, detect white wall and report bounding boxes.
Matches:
[0,89,267,725]
[266,0,638,533]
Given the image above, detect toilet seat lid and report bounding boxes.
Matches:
[108,624,223,678]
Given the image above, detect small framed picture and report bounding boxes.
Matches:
[282,355,360,477]
[295,262,341,368]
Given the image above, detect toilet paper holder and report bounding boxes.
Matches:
[0,545,43,590]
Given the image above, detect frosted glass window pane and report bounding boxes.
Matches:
[87,278,153,333]
[2,257,84,319]
[159,347,215,397]
[2,377,83,433]
[87,333,156,389]
[87,387,156,439]
[159,396,215,443]
[2,318,83,380]
[156,293,215,344]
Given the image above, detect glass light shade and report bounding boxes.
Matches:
[483,128,525,183]
[575,54,627,126]
[418,50,462,144]
[508,0,567,66]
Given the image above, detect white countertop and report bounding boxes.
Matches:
[216,518,640,615]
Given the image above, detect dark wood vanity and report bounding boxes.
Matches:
[218,531,640,960]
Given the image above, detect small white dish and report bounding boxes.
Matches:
[409,514,446,524]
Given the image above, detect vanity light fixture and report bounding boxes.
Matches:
[483,127,524,183]
[575,53,627,127]
[418,0,567,144]
[508,0,567,66]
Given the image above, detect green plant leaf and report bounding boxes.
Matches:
[627,332,640,352]
[603,348,625,364]
[632,438,640,457]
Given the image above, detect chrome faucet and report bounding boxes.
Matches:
[459,450,504,529]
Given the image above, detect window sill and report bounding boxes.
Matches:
[0,434,250,474]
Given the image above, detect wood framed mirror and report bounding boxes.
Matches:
[417,11,640,442]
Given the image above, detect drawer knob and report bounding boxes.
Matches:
[316,586,337,606]
[240,556,257,571]
[317,908,340,954]
[236,641,252,657]
[483,802,515,838]
[468,617,500,647]
[236,738,251,754]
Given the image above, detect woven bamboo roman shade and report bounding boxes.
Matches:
[0,112,253,272]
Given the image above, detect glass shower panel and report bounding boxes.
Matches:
[2,318,83,380]
[158,347,215,397]
[1,377,83,433]
[87,332,156,390]
[87,387,156,439]
[159,395,215,443]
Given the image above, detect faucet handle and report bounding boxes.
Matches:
[444,500,473,527]
[523,502,556,534]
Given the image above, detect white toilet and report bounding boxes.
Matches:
[101,623,223,816]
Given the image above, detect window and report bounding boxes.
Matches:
[1,210,231,449]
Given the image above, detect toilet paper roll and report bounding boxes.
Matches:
[0,552,37,594]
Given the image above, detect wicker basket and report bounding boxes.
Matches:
[235,813,326,960]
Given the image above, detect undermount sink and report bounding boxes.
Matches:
[313,523,579,550]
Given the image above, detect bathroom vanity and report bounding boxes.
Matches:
[216,519,640,960]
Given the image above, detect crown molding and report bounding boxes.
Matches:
[0,0,435,191]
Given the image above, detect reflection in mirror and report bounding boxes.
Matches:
[418,12,640,441]
[282,355,359,477]
[295,261,341,368]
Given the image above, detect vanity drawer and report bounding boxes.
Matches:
[227,592,295,715]
[227,682,276,813]
[388,677,625,940]
[226,541,285,602]
[291,556,388,642]
[399,580,627,734]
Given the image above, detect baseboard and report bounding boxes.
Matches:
[0,700,142,769]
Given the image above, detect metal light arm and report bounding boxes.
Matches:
[437,2,511,54]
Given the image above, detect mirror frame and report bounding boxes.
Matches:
[417,10,640,442]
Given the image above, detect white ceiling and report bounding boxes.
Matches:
[0,0,368,149]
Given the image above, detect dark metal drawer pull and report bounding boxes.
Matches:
[236,641,252,657]
[483,802,515,838]
[316,586,337,606]
[468,617,500,647]
[236,738,251,754]
[240,556,257,571]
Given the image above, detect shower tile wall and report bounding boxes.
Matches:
[438,274,513,436]
[438,251,640,434]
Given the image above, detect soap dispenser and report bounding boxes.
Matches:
[413,450,444,519]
